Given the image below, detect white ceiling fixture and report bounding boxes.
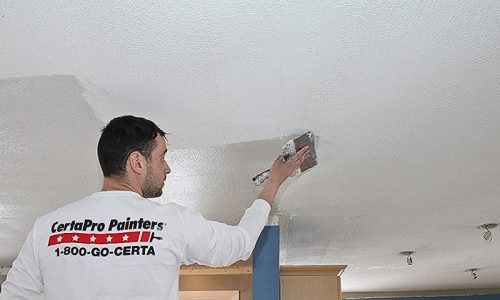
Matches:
[400,251,415,266]
[465,268,479,280]
[479,223,497,242]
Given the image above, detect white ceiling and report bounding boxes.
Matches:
[1,0,500,293]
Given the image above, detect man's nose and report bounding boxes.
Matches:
[165,164,171,174]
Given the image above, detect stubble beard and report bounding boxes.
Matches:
[142,165,163,198]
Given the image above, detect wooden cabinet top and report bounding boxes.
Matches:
[280,265,347,276]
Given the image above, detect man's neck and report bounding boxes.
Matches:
[101,177,143,197]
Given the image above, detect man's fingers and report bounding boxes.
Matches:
[275,146,310,171]
[293,147,310,162]
[292,146,306,157]
[297,146,309,154]
[288,152,309,170]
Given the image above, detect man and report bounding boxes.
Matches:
[0,115,309,299]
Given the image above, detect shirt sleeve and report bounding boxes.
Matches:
[0,220,44,299]
[181,199,271,267]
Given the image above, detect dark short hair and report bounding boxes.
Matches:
[97,115,166,177]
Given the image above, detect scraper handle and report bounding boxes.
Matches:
[252,169,271,186]
[252,152,297,186]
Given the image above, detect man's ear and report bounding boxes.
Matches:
[128,151,146,175]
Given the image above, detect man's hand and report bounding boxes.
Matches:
[258,146,310,205]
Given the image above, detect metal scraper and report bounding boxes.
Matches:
[252,132,318,186]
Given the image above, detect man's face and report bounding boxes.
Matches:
[142,135,170,198]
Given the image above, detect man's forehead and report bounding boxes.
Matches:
[155,135,168,152]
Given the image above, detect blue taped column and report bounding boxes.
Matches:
[252,225,280,300]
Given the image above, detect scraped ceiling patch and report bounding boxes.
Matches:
[0,75,104,267]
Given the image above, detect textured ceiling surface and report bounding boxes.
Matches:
[1,1,500,293]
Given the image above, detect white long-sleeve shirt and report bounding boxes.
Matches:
[0,191,270,299]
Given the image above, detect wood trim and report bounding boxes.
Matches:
[179,290,239,300]
[180,275,251,300]
[181,260,252,275]
[343,289,500,298]
[280,265,347,277]
[0,267,10,276]
[337,274,342,300]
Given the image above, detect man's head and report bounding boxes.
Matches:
[97,115,170,198]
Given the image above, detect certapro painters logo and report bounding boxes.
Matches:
[47,218,164,258]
